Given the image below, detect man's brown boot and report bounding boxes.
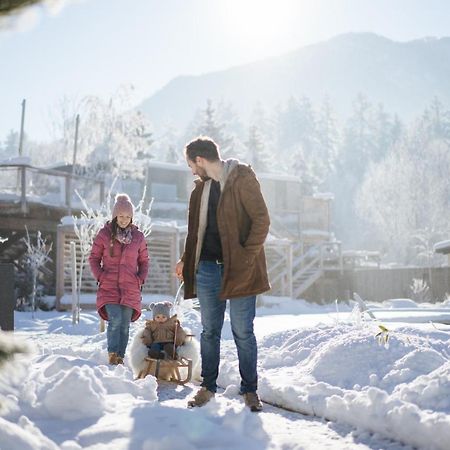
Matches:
[187,387,215,408]
[243,392,263,412]
[108,352,118,365]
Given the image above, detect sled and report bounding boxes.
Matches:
[137,354,193,384]
[137,282,194,384]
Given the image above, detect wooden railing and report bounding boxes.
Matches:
[292,241,343,298]
[0,163,105,213]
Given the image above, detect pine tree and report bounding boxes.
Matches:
[316,96,339,184]
[369,103,395,163]
[244,125,272,172]
[332,94,376,248]
[337,94,375,179]
[289,143,321,195]
[216,100,245,139]
[195,99,234,158]
[154,123,181,163]
[250,101,276,144]
[419,97,450,143]
[3,130,20,158]
[276,96,302,151]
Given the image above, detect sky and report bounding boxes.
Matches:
[1,0,450,143]
[1,295,450,449]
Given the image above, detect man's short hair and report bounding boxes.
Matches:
[185,136,220,162]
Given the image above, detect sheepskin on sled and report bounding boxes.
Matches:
[128,327,201,382]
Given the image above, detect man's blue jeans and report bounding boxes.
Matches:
[196,260,258,394]
[105,304,133,358]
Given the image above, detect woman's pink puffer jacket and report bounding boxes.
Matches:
[89,222,149,322]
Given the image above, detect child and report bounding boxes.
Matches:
[89,193,149,365]
[141,301,187,359]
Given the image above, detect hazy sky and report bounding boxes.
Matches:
[1,0,450,143]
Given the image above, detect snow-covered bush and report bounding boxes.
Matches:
[410,278,431,303]
[22,228,52,316]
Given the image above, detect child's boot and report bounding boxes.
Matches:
[163,343,177,359]
[148,348,164,359]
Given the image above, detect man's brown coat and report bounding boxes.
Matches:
[182,164,270,300]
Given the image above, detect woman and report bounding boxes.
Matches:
[89,193,149,365]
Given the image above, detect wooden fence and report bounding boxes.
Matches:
[305,267,450,303]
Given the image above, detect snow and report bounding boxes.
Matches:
[1,296,450,449]
[0,156,32,165]
[434,240,450,254]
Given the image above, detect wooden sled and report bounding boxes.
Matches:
[137,283,194,384]
[137,355,193,384]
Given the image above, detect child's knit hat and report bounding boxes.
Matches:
[150,301,173,319]
[112,193,134,219]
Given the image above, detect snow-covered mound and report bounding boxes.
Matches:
[2,302,450,449]
[220,321,450,450]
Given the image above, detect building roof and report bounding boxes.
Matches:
[434,240,450,254]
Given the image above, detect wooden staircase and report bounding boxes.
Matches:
[292,241,342,299]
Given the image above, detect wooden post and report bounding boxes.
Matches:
[55,225,65,309]
[65,175,71,213]
[68,114,80,214]
[286,242,293,298]
[18,99,26,157]
[170,230,178,296]
[72,114,80,169]
[70,241,78,325]
[0,263,15,331]
[20,165,27,214]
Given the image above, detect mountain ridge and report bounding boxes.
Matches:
[139,32,450,129]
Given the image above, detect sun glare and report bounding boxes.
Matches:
[220,0,297,51]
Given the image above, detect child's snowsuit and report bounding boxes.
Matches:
[141,315,187,359]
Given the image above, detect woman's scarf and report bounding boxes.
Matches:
[115,226,133,245]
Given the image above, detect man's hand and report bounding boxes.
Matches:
[175,260,184,280]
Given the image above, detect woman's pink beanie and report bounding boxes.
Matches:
[112,193,134,219]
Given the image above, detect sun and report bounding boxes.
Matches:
[219,0,296,51]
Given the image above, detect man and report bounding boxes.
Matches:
[175,136,270,412]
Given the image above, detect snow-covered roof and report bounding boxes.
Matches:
[147,161,189,171]
[258,172,299,182]
[434,240,450,254]
[342,250,381,257]
[313,192,334,201]
[301,229,332,237]
[0,156,31,165]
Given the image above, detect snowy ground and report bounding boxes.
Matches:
[1,295,450,450]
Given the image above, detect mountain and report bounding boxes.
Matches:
[139,32,450,129]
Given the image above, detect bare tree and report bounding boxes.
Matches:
[23,227,52,317]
